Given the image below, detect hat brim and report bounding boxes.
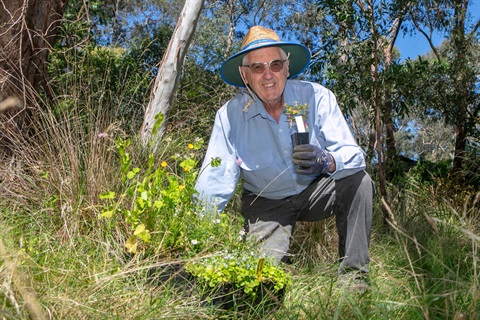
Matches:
[220,42,311,87]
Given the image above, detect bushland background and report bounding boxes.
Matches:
[0,0,479,319]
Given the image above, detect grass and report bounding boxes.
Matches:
[0,78,479,320]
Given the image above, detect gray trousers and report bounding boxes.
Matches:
[241,171,373,274]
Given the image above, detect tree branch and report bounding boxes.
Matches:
[468,17,480,37]
[410,13,442,61]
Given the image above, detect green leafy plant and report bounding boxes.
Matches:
[97,135,292,299]
[98,136,206,254]
[186,249,291,297]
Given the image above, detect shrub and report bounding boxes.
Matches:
[97,135,292,300]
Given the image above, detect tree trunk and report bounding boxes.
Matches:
[0,0,68,156]
[0,0,68,105]
[141,0,204,150]
[450,0,469,174]
[383,16,403,179]
[372,38,389,229]
[453,123,466,173]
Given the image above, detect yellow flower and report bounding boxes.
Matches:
[187,143,194,149]
[179,185,185,190]
[161,161,167,167]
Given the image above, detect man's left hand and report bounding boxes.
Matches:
[292,144,332,175]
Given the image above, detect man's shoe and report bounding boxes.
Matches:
[337,272,369,294]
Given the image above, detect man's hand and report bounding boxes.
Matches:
[292,144,333,175]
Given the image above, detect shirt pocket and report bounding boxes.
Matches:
[238,150,274,171]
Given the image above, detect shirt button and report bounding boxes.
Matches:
[256,165,260,168]
[284,150,289,154]
[279,129,283,132]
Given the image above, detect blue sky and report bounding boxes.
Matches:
[395,0,480,60]
[396,32,445,61]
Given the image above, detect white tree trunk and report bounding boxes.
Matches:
[140,0,204,149]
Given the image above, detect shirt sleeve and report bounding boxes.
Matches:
[315,88,366,180]
[194,105,240,213]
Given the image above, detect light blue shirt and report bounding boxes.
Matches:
[195,80,366,212]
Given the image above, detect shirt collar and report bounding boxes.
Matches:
[245,99,268,120]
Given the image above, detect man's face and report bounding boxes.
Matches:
[240,47,290,107]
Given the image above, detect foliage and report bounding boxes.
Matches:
[1,0,480,318]
[383,171,479,319]
[402,0,480,172]
[49,35,152,135]
[98,135,201,254]
[167,61,226,138]
[48,1,180,135]
[186,251,291,297]
[96,134,291,299]
[398,55,479,139]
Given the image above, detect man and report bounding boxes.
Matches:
[195,26,373,290]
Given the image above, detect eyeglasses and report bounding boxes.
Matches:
[242,53,290,74]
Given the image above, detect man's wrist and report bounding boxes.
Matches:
[316,150,334,174]
[328,153,336,173]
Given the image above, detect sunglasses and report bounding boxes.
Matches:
[242,53,290,74]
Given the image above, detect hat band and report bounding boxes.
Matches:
[242,38,279,50]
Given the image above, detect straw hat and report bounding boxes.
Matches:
[220,26,311,87]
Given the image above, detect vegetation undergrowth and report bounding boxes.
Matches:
[0,33,478,318]
[1,98,478,319]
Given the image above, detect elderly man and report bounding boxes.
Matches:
[195,26,374,291]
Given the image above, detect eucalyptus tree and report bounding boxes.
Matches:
[89,0,184,46]
[405,0,480,175]
[141,0,204,148]
[303,0,413,226]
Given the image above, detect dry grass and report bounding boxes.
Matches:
[0,90,478,319]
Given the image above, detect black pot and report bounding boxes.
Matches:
[202,282,285,313]
[291,132,309,147]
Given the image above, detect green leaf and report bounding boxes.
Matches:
[147,153,155,168]
[125,236,137,253]
[39,171,49,179]
[134,223,146,235]
[256,258,265,281]
[152,113,164,136]
[211,157,222,167]
[127,167,140,180]
[100,209,114,218]
[134,224,151,242]
[180,158,197,172]
[99,191,116,199]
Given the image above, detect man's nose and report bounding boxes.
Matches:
[263,65,274,78]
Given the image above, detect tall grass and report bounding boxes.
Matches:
[0,51,479,319]
[1,99,478,319]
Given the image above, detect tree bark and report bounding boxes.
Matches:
[140,0,204,149]
[383,16,404,179]
[0,0,68,105]
[450,0,468,174]
[0,0,67,157]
